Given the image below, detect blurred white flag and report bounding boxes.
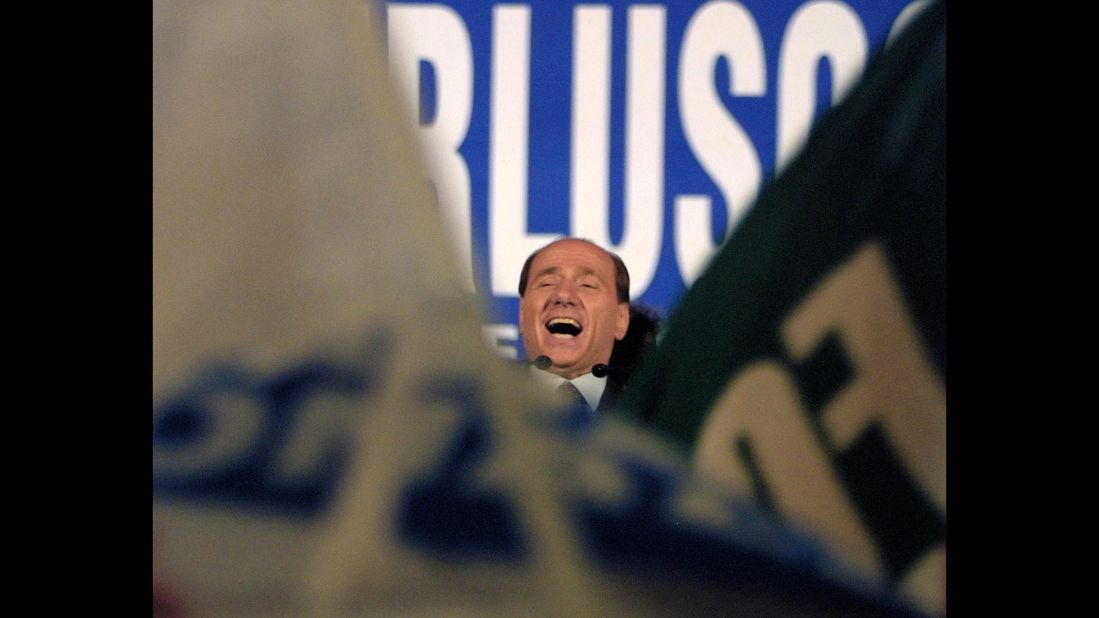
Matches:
[153,0,596,613]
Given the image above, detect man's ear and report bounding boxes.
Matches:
[614,303,629,340]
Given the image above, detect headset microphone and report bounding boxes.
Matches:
[593,363,631,382]
[533,355,552,370]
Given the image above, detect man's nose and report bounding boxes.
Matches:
[551,281,577,305]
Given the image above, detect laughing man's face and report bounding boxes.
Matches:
[519,239,629,379]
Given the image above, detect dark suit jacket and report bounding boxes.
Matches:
[595,376,626,414]
[518,359,627,415]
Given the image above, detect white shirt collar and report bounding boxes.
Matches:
[529,365,607,411]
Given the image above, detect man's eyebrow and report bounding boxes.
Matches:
[533,266,601,279]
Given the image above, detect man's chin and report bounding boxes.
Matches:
[537,342,584,366]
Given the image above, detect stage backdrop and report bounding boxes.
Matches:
[382,0,929,359]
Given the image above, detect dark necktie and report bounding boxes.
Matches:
[556,381,593,430]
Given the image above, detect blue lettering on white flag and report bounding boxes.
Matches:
[152,330,395,517]
[397,377,529,559]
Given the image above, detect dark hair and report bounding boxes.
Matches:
[608,303,662,384]
[517,238,630,303]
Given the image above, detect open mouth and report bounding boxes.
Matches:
[546,317,582,337]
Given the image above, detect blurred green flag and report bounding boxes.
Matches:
[620,2,945,614]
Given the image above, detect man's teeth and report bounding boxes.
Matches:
[549,318,579,326]
[546,317,581,337]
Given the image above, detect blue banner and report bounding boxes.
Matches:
[383,0,928,358]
